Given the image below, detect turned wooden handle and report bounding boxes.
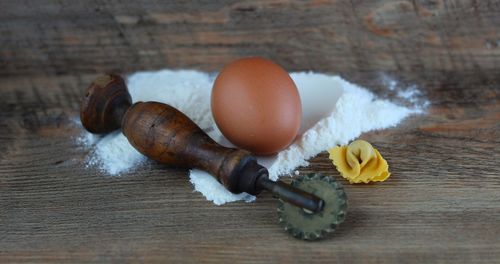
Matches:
[81,74,267,195]
[122,101,261,193]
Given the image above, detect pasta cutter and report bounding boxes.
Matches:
[80,74,347,240]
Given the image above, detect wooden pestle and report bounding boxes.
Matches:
[81,74,323,212]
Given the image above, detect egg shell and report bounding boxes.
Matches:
[211,57,302,155]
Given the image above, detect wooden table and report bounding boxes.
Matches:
[1,1,499,263]
[1,70,498,263]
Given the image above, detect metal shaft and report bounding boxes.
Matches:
[257,176,324,213]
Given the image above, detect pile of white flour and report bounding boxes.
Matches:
[77,70,427,205]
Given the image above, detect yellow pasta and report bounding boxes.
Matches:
[328,140,390,184]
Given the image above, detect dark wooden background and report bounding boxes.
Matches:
[1,0,499,263]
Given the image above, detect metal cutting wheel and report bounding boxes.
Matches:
[277,173,347,240]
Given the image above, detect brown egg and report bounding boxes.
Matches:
[211,57,302,155]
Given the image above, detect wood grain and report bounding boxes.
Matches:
[1,0,500,77]
[1,0,500,262]
[121,101,259,195]
[0,70,498,263]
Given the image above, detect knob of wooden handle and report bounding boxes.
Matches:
[80,74,266,195]
[80,74,132,133]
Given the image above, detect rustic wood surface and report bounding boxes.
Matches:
[1,70,498,263]
[1,0,499,77]
[1,0,500,263]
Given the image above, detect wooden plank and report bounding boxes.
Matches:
[1,0,500,77]
[0,70,498,263]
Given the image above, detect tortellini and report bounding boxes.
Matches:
[328,140,390,184]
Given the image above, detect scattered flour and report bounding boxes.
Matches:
[86,132,145,175]
[76,70,426,205]
[379,73,430,112]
